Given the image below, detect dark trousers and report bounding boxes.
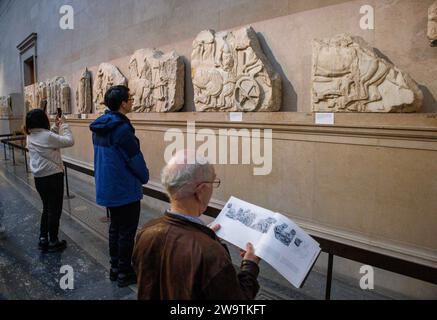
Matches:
[108,201,140,275]
[34,172,64,243]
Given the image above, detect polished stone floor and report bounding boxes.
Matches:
[0,149,391,300]
[0,153,136,300]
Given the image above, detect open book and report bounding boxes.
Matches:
[213,197,321,288]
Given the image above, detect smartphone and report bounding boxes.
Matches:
[57,108,62,118]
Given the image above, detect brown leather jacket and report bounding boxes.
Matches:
[132,212,260,300]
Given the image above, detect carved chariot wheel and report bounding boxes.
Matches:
[234,76,260,112]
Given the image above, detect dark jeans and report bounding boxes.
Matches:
[34,172,64,243]
[108,201,140,275]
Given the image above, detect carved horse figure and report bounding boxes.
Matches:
[313,35,391,111]
[192,67,223,111]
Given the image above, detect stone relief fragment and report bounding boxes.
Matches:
[312,34,423,113]
[191,26,282,112]
[76,68,93,114]
[35,81,47,111]
[428,1,437,46]
[36,77,71,114]
[93,63,127,113]
[0,96,12,117]
[24,84,37,111]
[128,49,184,112]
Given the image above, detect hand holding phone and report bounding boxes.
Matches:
[56,108,64,126]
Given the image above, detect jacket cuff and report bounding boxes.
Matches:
[240,259,260,278]
[51,124,59,133]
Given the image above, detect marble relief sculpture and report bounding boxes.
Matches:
[36,81,47,111]
[93,63,127,114]
[76,68,93,114]
[34,77,71,114]
[46,77,71,114]
[428,1,437,46]
[0,96,12,117]
[191,26,281,112]
[128,49,184,112]
[312,34,423,113]
[24,84,37,111]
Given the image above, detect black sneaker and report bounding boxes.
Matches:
[38,238,49,251]
[48,240,67,253]
[109,268,118,282]
[117,273,136,288]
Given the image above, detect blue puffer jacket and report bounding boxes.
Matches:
[90,111,149,207]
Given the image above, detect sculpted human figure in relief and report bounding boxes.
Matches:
[41,77,71,115]
[93,63,127,113]
[0,96,12,117]
[428,1,437,46]
[24,84,37,111]
[128,48,184,113]
[76,68,93,114]
[191,26,282,112]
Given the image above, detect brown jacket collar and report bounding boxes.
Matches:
[163,210,218,240]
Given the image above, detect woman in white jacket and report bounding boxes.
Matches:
[25,109,74,252]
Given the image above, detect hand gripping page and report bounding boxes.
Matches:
[213,196,321,288]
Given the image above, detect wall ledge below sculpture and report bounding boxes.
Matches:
[60,113,437,270]
[62,112,437,148]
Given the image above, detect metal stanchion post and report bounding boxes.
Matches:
[11,145,15,165]
[325,253,334,300]
[100,208,111,223]
[24,150,29,173]
[64,164,75,199]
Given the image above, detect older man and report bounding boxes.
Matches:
[132,150,261,300]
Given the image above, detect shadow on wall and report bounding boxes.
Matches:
[257,32,297,112]
[419,85,437,113]
[182,55,195,112]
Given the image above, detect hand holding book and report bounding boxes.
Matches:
[213,196,321,288]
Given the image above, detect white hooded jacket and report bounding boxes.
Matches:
[27,123,74,177]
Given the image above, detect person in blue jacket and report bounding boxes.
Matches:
[90,85,149,288]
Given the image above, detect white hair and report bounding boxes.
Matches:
[161,150,215,198]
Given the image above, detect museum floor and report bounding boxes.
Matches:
[0,151,392,300]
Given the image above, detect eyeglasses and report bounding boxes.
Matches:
[172,178,221,200]
[198,178,221,189]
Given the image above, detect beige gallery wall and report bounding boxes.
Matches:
[59,0,437,268]
[41,0,435,271]
[63,111,437,275]
[0,0,436,297]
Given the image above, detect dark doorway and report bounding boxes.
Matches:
[23,56,35,86]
